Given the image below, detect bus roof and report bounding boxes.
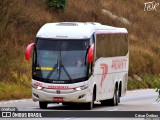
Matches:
[36,22,128,39]
[95,24,128,34]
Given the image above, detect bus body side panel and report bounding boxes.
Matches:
[93,56,128,101]
[92,73,115,101]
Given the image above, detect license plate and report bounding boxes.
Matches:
[53,97,63,102]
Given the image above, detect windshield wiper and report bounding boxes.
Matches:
[61,64,72,80]
[46,56,59,80]
[46,64,58,80]
[59,50,72,80]
[45,60,72,81]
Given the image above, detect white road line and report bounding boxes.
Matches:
[108,108,118,111]
[152,102,160,104]
[127,89,155,93]
[62,118,76,120]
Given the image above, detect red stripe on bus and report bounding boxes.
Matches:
[100,64,108,87]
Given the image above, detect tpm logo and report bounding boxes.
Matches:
[144,1,159,11]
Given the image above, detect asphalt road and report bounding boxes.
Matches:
[0,89,160,120]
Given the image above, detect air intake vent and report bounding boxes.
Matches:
[56,22,78,26]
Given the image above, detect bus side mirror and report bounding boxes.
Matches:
[88,44,94,63]
[25,43,35,61]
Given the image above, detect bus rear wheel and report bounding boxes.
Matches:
[39,101,48,109]
[110,88,119,106]
[101,99,111,106]
[101,88,119,106]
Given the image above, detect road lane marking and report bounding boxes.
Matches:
[152,102,160,104]
[108,108,118,111]
[62,118,76,120]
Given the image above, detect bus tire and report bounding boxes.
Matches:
[85,91,95,110]
[118,83,121,103]
[62,102,74,106]
[39,101,48,109]
[111,88,119,106]
[101,99,111,106]
[118,92,120,103]
[85,96,94,110]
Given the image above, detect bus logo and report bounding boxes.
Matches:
[56,90,61,94]
[100,64,108,87]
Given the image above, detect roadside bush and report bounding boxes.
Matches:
[46,0,67,10]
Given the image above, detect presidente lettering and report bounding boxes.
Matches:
[48,86,69,89]
[34,82,42,87]
[112,59,127,70]
[34,82,69,89]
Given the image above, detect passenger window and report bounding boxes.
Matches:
[96,34,128,58]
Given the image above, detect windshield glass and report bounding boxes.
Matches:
[33,38,89,83]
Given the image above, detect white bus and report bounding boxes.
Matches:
[25,22,128,110]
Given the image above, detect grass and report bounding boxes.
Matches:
[0,0,160,100]
[128,75,160,90]
[0,82,31,100]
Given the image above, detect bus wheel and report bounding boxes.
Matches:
[101,99,111,106]
[62,102,73,106]
[118,91,120,103]
[85,93,95,110]
[111,88,119,106]
[39,101,48,109]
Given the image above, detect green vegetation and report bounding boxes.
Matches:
[0,82,31,100]
[46,0,67,10]
[0,0,160,100]
[128,75,160,90]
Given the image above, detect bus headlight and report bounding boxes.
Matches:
[37,86,43,90]
[75,85,88,91]
[32,84,43,90]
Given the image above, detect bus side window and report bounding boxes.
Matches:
[90,34,95,45]
[96,34,128,58]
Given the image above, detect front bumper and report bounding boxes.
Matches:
[32,87,91,103]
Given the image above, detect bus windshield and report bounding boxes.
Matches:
[33,38,89,83]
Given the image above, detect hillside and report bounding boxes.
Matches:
[0,0,160,100]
